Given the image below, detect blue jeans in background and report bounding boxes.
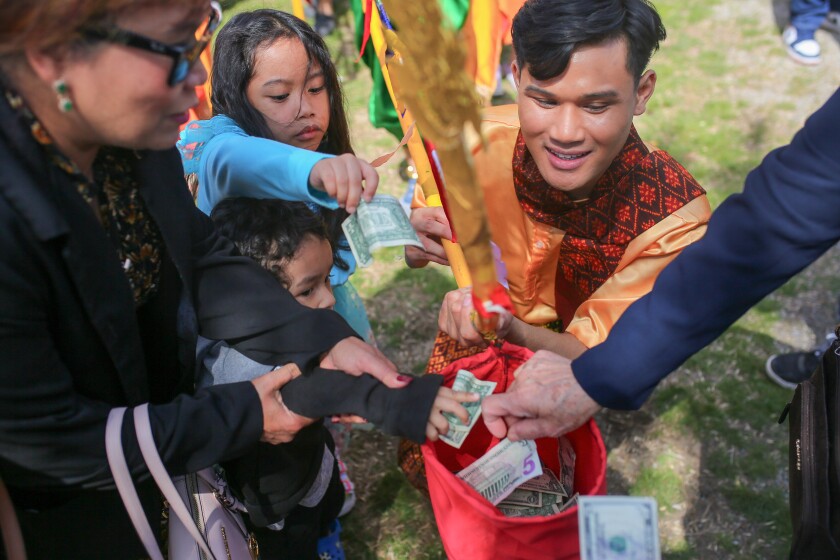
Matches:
[790,0,840,38]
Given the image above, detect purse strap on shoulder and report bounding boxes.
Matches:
[106,405,220,560]
[133,404,218,560]
[105,407,165,560]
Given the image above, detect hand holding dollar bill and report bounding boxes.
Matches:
[341,194,423,267]
[440,369,497,449]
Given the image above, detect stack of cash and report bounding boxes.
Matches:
[496,436,578,518]
[457,439,543,505]
[447,372,582,518]
[497,468,579,517]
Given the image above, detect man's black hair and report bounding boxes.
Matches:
[511,0,666,83]
[210,197,348,287]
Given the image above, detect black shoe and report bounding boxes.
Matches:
[765,351,820,389]
[315,13,336,37]
[821,11,840,34]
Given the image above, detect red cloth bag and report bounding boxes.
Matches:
[422,342,607,560]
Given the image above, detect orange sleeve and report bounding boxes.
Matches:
[564,196,711,348]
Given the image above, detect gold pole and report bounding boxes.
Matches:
[292,0,306,21]
[384,1,500,330]
[369,12,473,286]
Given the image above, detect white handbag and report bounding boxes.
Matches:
[105,405,259,560]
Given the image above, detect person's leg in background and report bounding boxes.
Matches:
[766,297,840,390]
[315,0,336,37]
[785,0,830,65]
[821,0,840,33]
[766,331,837,389]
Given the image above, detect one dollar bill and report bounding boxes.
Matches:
[557,435,576,497]
[440,369,497,449]
[578,496,661,560]
[341,194,423,267]
[518,469,567,498]
[457,439,542,505]
[498,487,543,508]
[498,501,561,518]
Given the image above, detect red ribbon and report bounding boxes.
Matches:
[472,284,514,319]
[356,0,374,62]
[423,139,459,244]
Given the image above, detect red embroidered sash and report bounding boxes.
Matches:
[512,127,705,329]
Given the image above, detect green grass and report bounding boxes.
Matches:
[646,323,793,554]
[340,469,442,559]
[630,453,685,511]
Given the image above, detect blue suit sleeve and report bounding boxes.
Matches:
[572,87,840,409]
[195,132,338,215]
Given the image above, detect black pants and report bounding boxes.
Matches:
[246,462,344,560]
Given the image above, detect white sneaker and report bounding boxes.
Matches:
[783,26,822,65]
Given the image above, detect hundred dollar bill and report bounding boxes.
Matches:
[578,496,661,560]
[457,439,542,505]
[341,194,423,267]
[440,369,497,449]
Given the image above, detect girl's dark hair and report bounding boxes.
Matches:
[512,0,666,84]
[211,9,353,255]
[210,197,348,285]
[211,9,352,154]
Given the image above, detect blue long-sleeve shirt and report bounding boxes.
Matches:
[573,87,840,409]
[178,115,356,285]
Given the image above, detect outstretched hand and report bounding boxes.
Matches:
[481,350,600,440]
[425,386,481,442]
[251,363,316,444]
[320,337,409,389]
[309,154,379,214]
[406,206,452,267]
[438,287,514,347]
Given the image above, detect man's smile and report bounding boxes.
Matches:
[545,146,591,170]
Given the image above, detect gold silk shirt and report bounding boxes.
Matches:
[415,104,711,349]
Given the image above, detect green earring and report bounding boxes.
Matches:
[53,79,73,112]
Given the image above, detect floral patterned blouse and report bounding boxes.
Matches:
[5,89,162,306]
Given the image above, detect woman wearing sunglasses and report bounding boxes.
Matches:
[0,1,402,557]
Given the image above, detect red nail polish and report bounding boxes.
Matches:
[397,375,414,383]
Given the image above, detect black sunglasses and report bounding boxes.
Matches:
[82,1,222,86]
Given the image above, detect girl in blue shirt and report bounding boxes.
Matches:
[178,9,376,344]
[177,11,380,557]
